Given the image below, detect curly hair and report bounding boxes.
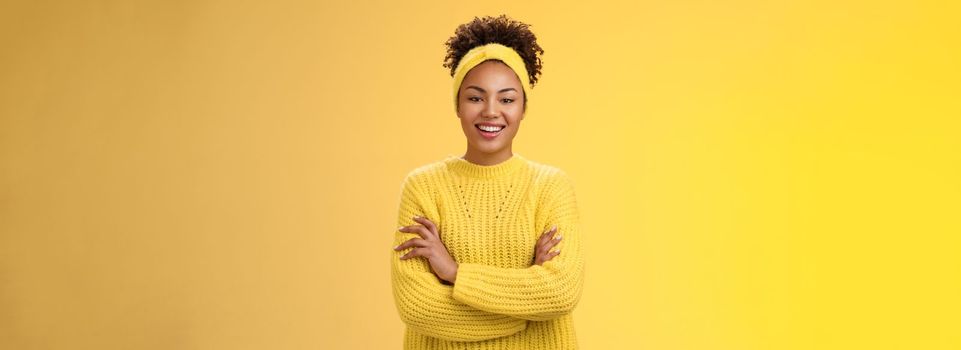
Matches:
[443,15,544,87]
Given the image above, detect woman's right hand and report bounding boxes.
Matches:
[533,225,562,265]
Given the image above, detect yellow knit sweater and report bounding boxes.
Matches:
[390,153,585,349]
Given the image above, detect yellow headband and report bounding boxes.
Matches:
[451,43,532,110]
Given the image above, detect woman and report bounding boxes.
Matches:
[390,15,585,349]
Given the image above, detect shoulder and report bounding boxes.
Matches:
[399,157,451,193]
[524,159,573,185]
[522,159,576,197]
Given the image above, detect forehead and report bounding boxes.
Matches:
[461,60,522,90]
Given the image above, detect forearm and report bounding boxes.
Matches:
[451,246,585,321]
[392,245,528,340]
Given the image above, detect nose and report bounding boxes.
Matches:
[482,99,499,118]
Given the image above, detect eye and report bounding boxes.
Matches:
[468,96,482,102]
[501,98,515,104]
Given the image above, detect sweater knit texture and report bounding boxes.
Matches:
[390,153,585,349]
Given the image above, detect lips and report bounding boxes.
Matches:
[475,123,506,139]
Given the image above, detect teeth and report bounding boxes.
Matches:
[478,125,504,132]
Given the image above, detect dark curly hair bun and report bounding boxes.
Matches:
[443,15,544,87]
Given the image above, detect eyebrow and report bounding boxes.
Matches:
[465,85,518,93]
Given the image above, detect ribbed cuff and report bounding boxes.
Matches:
[451,262,486,304]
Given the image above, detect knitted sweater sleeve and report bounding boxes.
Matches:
[390,174,528,342]
[451,171,586,322]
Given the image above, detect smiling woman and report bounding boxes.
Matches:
[389,15,586,349]
[457,60,526,163]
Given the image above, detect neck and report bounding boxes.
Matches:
[462,145,513,166]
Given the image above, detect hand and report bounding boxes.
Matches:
[533,225,562,265]
[394,216,459,283]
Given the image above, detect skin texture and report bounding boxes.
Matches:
[393,60,560,284]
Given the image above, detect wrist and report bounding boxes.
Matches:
[447,262,459,283]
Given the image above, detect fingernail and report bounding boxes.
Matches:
[412,215,420,220]
[552,225,558,231]
[555,235,563,240]
[397,226,405,231]
[393,245,399,250]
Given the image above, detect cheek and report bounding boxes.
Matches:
[507,107,525,123]
[507,103,521,112]
[457,102,480,118]
[459,116,477,134]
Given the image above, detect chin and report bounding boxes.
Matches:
[470,142,503,154]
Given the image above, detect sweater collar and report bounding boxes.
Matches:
[446,153,527,179]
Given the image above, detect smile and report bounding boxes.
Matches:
[475,124,505,139]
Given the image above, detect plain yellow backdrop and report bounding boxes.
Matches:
[1,0,959,349]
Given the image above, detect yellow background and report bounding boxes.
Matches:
[1,0,959,349]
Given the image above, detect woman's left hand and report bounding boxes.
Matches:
[394,216,459,284]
